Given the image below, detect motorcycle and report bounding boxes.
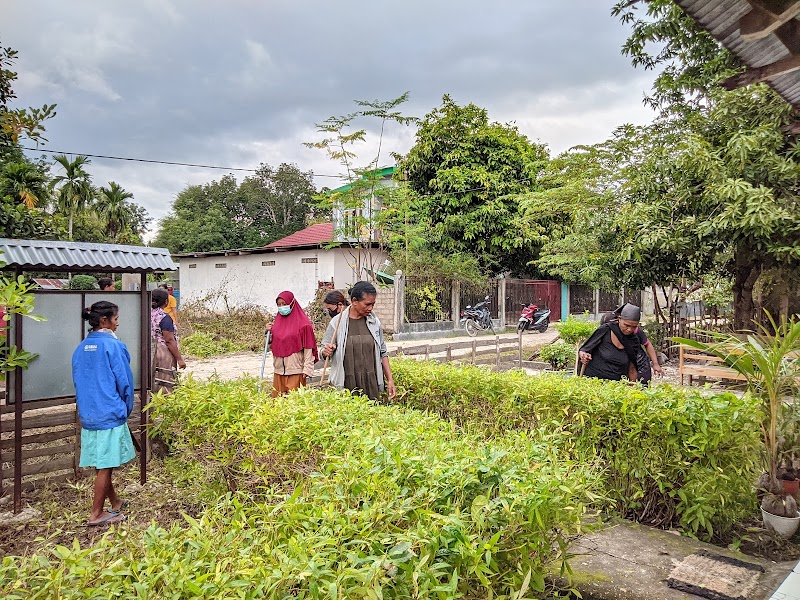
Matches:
[460,296,495,337]
[517,302,551,333]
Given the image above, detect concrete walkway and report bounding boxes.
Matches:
[555,520,794,600]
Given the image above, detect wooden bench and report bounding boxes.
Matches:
[678,344,748,386]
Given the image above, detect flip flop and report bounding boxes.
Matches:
[108,499,129,514]
[86,512,127,527]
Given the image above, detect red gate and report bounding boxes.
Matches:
[504,279,561,325]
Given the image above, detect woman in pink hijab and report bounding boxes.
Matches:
[264,291,318,396]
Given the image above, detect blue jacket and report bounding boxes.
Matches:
[72,331,134,431]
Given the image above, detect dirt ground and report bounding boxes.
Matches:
[0,459,202,558]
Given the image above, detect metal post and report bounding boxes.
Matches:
[518,330,523,368]
[13,268,23,513]
[451,281,460,330]
[498,277,507,330]
[495,335,500,368]
[140,272,149,483]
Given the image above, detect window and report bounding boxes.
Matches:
[215,263,227,269]
[262,260,275,266]
[188,264,197,269]
[301,257,318,264]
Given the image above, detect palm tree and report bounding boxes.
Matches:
[0,161,49,208]
[674,313,800,516]
[96,181,134,241]
[51,154,93,239]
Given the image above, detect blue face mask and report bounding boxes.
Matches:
[278,305,292,316]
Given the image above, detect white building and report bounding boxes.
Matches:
[175,222,387,310]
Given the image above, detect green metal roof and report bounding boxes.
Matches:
[328,166,396,194]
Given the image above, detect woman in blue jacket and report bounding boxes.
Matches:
[72,301,135,526]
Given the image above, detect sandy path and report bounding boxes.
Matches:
[185,330,560,382]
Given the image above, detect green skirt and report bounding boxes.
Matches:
[80,423,136,469]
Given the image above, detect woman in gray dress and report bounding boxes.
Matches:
[320,281,396,401]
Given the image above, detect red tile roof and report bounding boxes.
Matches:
[265,222,334,249]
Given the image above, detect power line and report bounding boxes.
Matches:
[20,146,344,177]
[21,146,534,198]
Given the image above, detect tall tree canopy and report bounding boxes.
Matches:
[397,95,549,276]
[153,163,317,254]
[527,1,800,328]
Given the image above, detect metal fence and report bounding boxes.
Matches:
[460,280,499,319]
[404,277,453,323]
[569,284,594,314]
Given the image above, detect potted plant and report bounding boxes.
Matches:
[777,401,800,499]
[674,313,800,538]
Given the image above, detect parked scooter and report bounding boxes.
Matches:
[517,302,551,333]
[460,296,495,337]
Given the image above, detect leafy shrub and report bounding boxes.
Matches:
[1,380,597,598]
[392,359,762,539]
[553,314,597,345]
[538,341,576,370]
[180,300,271,352]
[180,332,239,358]
[68,274,97,290]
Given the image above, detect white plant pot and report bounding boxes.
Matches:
[761,508,800,538]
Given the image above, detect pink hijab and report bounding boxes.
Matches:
[270,291,318,361]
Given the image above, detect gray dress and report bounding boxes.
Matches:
[343,316,380,400]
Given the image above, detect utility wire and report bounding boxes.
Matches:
[20,146,343,177]
[21,146,534,199]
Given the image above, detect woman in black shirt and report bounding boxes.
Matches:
[579,304,642,382]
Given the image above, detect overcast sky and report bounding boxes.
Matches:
[4,1,659,239]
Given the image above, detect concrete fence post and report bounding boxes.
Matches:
[394,270,405,334]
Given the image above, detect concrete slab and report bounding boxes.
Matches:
[552,520,794,600]
[770,567,800,599]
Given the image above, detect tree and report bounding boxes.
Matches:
[0,194,64,239]
[0,42,61,239]
[0,160,49,207]
[51,154,94,240]
[525,2,799,328]
[96,181,134,241]
[305,93,414,282]
[610,0,800,328]
[153,163,315,253]
[397,95,549,276]
[0,43,56,148]
[237,163,318,245]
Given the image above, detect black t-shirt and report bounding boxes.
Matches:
[581,328,630,381]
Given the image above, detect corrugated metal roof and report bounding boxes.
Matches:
[675,0,800,108]
[0,239,176,272]
[32,278,69,289]
[265,223,334,249]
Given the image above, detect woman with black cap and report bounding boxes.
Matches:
[600,304,663,385]
[579,303,659,383]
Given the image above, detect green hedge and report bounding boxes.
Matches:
[2,379,596,599]
[391,360,762,539]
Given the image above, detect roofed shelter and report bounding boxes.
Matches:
[0,239,176,512]
[675,0,800,118]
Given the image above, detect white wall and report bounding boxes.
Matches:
[178,247,387,312]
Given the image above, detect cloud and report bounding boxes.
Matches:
[6,0,659,240]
